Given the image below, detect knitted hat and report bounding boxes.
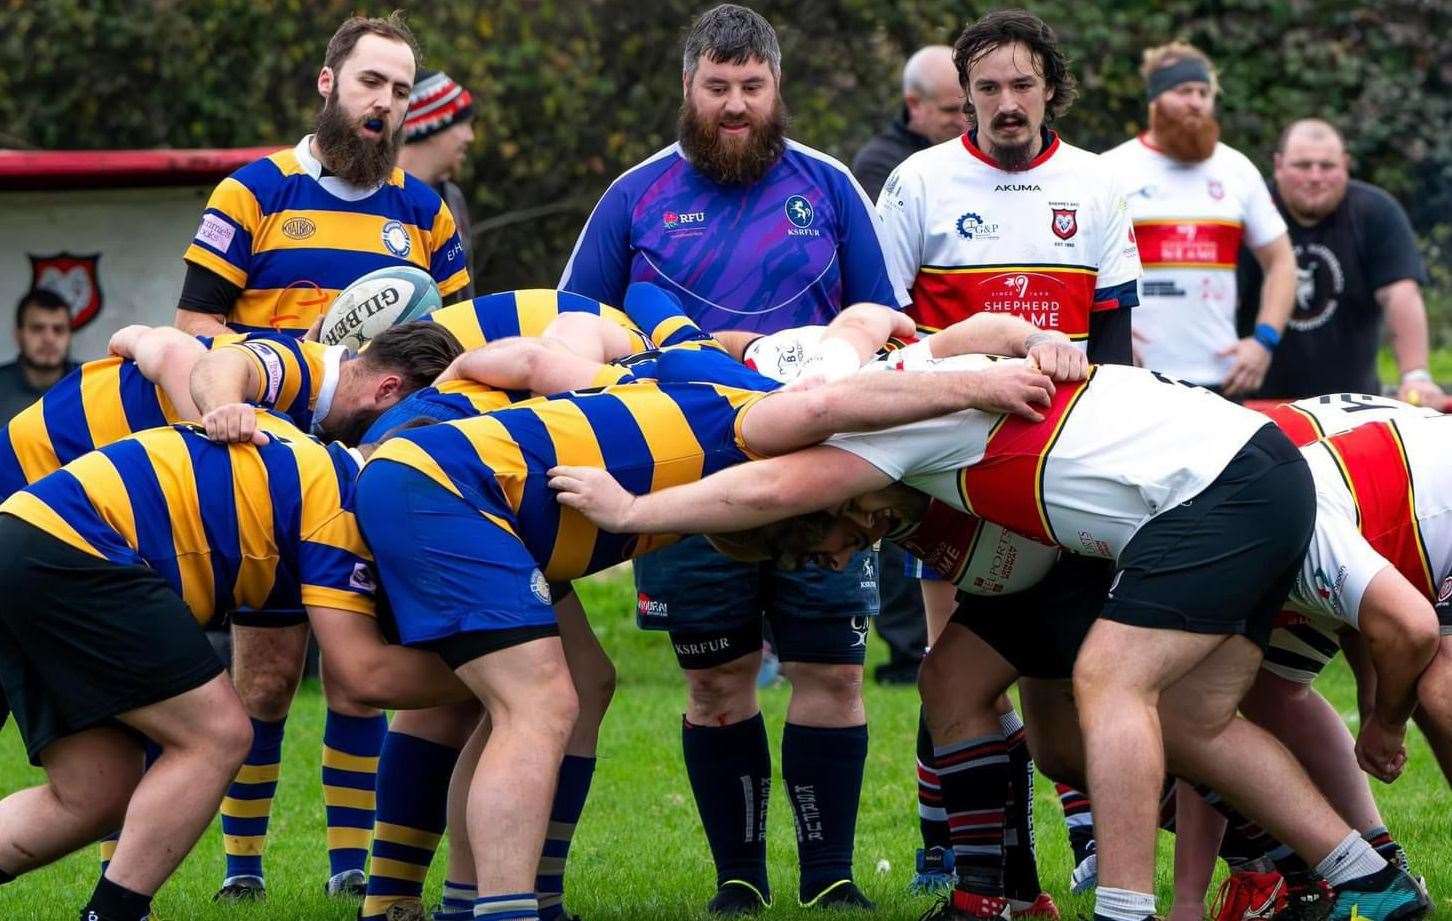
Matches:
[405,69,474,143]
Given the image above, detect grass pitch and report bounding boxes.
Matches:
[1,570,1448,919]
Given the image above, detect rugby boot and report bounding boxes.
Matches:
[1326,865,1430,921]
[1009,892,1060,919]
[326,868,368,899]
[213,875,265,901]
[909,846,956,895]
[1212,869,1287,921]
[1069,849,1098,896]
[803,880,875,910]
[1273,875,1333,921]
[707,880,771,916]
[918,890,1012,920]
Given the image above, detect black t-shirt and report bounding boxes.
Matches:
[1238,179,1428,399]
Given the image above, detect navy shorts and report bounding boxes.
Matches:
[355,461,559,663]
[634,535,879,668]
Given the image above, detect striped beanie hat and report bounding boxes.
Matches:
[405,69,474,142]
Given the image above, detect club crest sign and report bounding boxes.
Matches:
[29,252,103,330]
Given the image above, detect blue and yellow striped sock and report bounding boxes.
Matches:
[221,717,286,883]
[433,881,477,921]
[358,730,459,920]
[537,755,596,921]
[322,710,388,878]
[474,893,538,919]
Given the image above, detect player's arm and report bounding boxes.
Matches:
[553,444,894,535]
[308,606,473,709]
[1353,566,1440,781]
[1222,233,1294,397]
[818,302,917,362]
[433,338,612,393]
[922,314,1087,380]
[1379,280,1443,406]
[113,325,207,419]
[189,345,269,444]
[174,262,241,337]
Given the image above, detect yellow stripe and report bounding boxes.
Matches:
[918,264,1097,276]
[145,429,214,621]
[1133,218,1244,228]
[362,896,409,916]
[465,416,528,512]
[368,443,464,498]
[6,402,61,484]
[223,834,268,856]
[0,492,103,557]
[540,402,606,577]
[323,746,381,773]
[616,385,704,492]
[326,826,374,851]
[76,451,139,552]
[368,856,430,884]
[514,289,564,336]
[429,300,487,349]
[184,245,249,288]
[322,784,376,810]
[231,446,278,610]
[233,762,281,784]
[437,268,470,299]
[268,149,305,177]
[221,796,275,819]
[231,286,338,333]
[647,314,697,346]
[372,821,443,850]
[591,365,632,387]
[1031,368,1096,544]
[98,839,118,861]
[80,360,139,449]
[302,586,376,616]
[253,210,431,265]
[296,441,344,543]
[209,176,263,233]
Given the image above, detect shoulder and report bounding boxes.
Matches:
[1098,137,1142,163]
[603,144,684,200]
[783,139,862,188]
[398,171,448,213]
[1213,143,1268,181]
[1344,179,1408,217]
[218,151,290,206]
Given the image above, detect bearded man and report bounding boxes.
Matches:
[169,12,470,904]
[561,4,905,914]
[1103,41,1295,396]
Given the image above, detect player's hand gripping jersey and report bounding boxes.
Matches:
[0,413,374,624]
[826,358,1269,559]
[0,334,340,499]
[184,139,469,335]
[877,133,1140,340]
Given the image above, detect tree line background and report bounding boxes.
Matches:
[5,0,1450,336]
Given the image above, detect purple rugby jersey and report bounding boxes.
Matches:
[559,139,908,334]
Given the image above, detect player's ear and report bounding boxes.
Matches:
[318,66,335,101]
[374,373,404,406]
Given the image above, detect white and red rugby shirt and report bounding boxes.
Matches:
[877,131,1141,346]
[1102,136,1287,384]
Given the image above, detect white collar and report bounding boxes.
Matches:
[310,344,348,435]
[294,135,389,202]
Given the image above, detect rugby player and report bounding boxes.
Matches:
[550,360,1430,921]
[0,412,467,921]
[875,10,1140,901]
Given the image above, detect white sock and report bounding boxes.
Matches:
[1094,886,1156,921]
[998,709,1025,736]
[1315,831,1387,887]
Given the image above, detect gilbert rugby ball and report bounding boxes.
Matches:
[320,266,441,350]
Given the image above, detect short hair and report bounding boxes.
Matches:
[1277,118,1345,155]
[953,10,1078,124]
[682,4,782,80]
[903,45,953,98]
[14,288,70,328]
[359,321,463,394]
[1140,40,1220,96]
[707,510,842,570]
[323,11,420,76]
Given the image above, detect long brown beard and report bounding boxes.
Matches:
[678,94,787,186]
[315,89,404,188]
[1149,101,1220,163]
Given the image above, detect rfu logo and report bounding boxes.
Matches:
[785,195,815,228]
[664,210,706,230]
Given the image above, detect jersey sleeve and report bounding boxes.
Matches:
[875,163,929,308]
[299,507,377,616]
[1361,187,1429,291]
[214,337,312,419]
[1091,175,1142,311]
[426,199,471,299]
[1240,160,1289,250]
[833,167,910,308]
[622,282,713,347]
[183,175,261,289]
[558,181,634,307]
[825,410,978,480]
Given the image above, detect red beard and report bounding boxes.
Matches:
[1149,101,1220,163]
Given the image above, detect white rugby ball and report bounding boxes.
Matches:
[319,266,441,350]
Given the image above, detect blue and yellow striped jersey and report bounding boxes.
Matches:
[366,379,768,581]
[614,343,780,392]
[0,334,337,500]
[424,289,652,353]
[0,413,374,624]
[618,282,721,350]
[184,137,470,335]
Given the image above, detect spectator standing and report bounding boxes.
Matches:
[1102,41,1295,395]
[0,289,75,426]
[852,45,968,202]
[561,4,905,914]
[400,68,478,299]
[1238,118,1441,403]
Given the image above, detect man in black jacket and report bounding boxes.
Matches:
[851,45,967,202]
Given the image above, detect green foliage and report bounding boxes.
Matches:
[3,0,1450,324]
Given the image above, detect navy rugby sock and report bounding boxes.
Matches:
[782,722,868,902]
[917,710,951,851]
[84,875,151,921]
[537,755,596,920]
[681,713,772,897]
[360,730,458,920]
[322,710,389,878]
[937,733,1011,896]
[220,716,285,883]
[1001,710,1043,902]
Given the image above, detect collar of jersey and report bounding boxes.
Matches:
[961,128,1060,171]
[293,135,392,202]
[309,344,347,435]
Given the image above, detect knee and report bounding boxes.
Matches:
[234,665,300,721]
[784,662,863,709]
[209,705,257,769]
[685,659,757,723]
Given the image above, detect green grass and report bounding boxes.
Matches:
[1,570,1449,919]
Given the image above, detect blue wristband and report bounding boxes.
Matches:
[1252,323,1280,351]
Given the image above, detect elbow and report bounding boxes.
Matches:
[322,657,386,710]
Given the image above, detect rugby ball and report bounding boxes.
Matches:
[319,266,441,350]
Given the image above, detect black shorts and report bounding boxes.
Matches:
[952,554,1115,680]
[1100,425,1316,648]
[230,609,308,628]
[668,613,871,670]
[0,515,224,765]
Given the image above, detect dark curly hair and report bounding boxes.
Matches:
[952,9,1078,125]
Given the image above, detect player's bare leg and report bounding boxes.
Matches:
[1411,635,1452,783]
[0,727,143,874]
[455,636,578,912]
[1167,783,1227,921]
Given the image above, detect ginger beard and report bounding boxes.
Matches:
[1149,98,1220,163]
[315,87,405,188]
[677,91,787,186]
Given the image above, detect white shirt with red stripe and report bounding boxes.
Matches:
[1102,136,1287,384]
[877,132,1141,344]
[1262,393,1439,448]
[825,358,1268,559]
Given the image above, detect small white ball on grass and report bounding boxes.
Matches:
[875,858,891,874]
